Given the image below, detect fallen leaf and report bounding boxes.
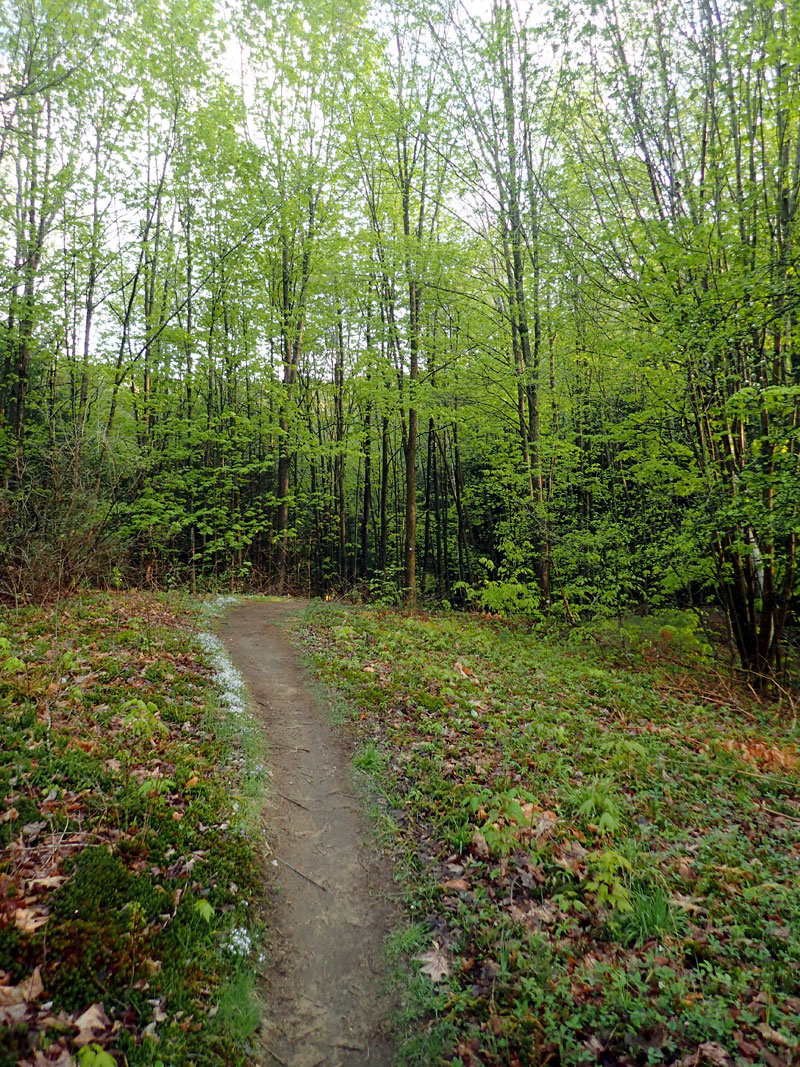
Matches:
[758,1023,792,1048]
[414,943,451,982]
[443,878,470,892]
[15,907,50,933]
[22,820,47,840]
[0,966,43,1006]
[19,1049,74,1067]
[696,1042,733,1066]
[27,875,67,892]
[73,1002,111,1047]
[471,829,489,859]
[0,1002,30,1024]
[534,810,558,837]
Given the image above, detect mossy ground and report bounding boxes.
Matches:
[0,591,265,1066]
[299,604,800,1067]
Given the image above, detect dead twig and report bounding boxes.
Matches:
[264,1048,289,1066]
[276,855,329,892]
[761,805,800,825]
[276,791,312,812]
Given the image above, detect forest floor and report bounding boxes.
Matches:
[297,603,800,1067]
[3,593,800,1067]
[0,592,267,1067]
[217,599,396,1067]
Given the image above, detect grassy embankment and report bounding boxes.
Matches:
[0,592,265,1067]
[300,605,800,1067]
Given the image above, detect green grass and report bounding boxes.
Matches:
[298,603,800,1067]
[0,591,265,1066]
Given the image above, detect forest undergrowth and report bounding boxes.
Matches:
[299,605,800,1067]
[0,592,265,1067]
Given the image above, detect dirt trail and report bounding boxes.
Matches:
[217,599,396,1067]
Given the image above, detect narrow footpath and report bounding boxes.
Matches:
[217,599,396,1067]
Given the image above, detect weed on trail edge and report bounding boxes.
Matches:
[0,591,266,1067]
[298,604,800,1067]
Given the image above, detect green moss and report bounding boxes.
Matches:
[0,1023,28,1067]
[48,847,167,1012]
[0,926,34,982]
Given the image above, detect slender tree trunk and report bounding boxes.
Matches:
[360,390,372,579]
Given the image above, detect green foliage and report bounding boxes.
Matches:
[214,968,262,1043]
[477,580,542,621]
[585,849,633,912]
[353,742,387,774]
[193,899,215,923]
[77,1045,117,1067]
[575,779,623,835]
[123,699,169,739]
[611,883,687,946]
[0,1022,28,1067]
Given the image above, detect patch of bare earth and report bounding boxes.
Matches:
[217,600,396,1067]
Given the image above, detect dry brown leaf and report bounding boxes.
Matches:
[534,810,558,838]
[15,906,50,932]
[671,893,704,914]
[0,966,43,1006]
[443,878,470,892]
[758,1023,792,1048]
[0,1002,30,1024]
[414,943,451,982]
[697,1043,733,1066]
[471,829,489,859]
[20,1048,74,1067]
[73,1001,111,1047]
[27,875,67,892]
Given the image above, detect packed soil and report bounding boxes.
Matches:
[217,599,397,1067]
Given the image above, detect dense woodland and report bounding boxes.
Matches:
[1,0,799,683]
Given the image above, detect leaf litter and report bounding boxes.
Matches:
[301,605,800,1067]
[0,591,264,1066]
